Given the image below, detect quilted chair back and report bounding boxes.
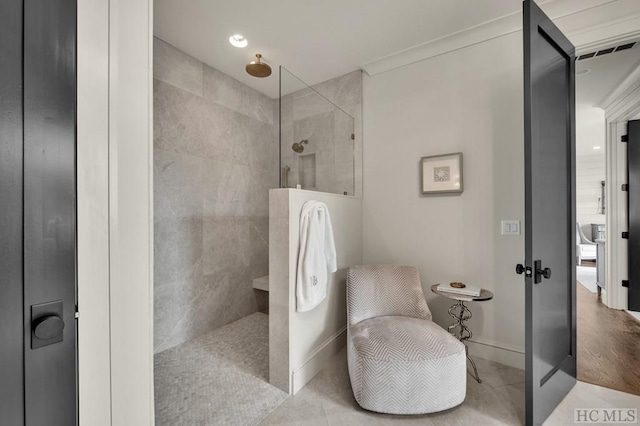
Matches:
[347,265,432,326]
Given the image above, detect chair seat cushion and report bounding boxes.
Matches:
[350,315,463,362]
[579,245,597,257]
[348,315,466,414]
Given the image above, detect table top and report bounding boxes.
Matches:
[430,284,494,302]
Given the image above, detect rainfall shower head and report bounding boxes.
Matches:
[292,139,308,153]
[246,54,272,78]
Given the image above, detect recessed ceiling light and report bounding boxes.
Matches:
[593,146,601,150]
[229,34,247,48]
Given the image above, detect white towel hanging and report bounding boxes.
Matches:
[296,200,337,312]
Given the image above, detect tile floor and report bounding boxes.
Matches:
[155,312,640,425]
[545,381,640,426]
[154,313,287,425]
[261,347,525,425]
[261,347,640,426]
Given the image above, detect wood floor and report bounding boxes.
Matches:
[577,280,640,396]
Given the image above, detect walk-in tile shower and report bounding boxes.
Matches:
[152,37,362,424]
[153,38,277,353]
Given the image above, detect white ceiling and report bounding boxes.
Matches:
[576,46,640,107]
[575,45,640,156]
[154,0,527,98]
[154,0,640,104]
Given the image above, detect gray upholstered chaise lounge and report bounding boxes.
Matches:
[346,265,466,414]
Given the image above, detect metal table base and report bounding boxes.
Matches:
[448,300,482,383]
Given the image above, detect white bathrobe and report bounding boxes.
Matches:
[296,200,337,312]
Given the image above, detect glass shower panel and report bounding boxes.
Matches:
[279,66,355,196]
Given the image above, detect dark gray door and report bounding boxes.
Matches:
[522,1,577,425]
[0,0,26,423]
[0,0,78,424]
[628,120,640,311]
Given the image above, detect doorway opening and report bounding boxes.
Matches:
[575,40,640,396]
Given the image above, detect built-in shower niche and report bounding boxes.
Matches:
[279,66,355,196]
[298,153,316,189]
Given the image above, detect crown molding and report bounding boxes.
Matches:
[567,13,640,54]
[360,9,522,76]
[361,0,639,76]
[598,60,640,110]
[602,77,640,121]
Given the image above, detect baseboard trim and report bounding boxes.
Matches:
[466,338,525,370]
[291,326,347,394]
[626,310,640,323]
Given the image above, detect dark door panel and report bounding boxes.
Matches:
[0,0,25,423]
[523,1,577,425]
[629,120,640,311]
[1,0,78,424]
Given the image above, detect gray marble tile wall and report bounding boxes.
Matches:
[268,189,290,392]
[280,70,363,197]
[153,38,278,353]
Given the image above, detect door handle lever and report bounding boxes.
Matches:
[536,267,551,279]
[534,260,551,284]
[34,315,64,340]
[516,262,550,283]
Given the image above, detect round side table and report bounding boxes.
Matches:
[430,284,494,383]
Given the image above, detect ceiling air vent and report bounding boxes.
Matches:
[595,47,615,56]
[577,42,637,61]
[577,52,595,60]
[615,42,636,52]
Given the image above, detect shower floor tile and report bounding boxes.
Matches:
[154,312,287,426]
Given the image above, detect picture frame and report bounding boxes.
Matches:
[420,152,463,194]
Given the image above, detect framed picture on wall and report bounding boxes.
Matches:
[420,152,463,194]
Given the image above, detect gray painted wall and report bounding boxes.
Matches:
[362,31,526,368]
[153,38,277,353]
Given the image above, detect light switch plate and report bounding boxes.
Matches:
[501,220,521,236]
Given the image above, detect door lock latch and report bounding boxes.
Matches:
[516,261,551,284]
[516,264,532,276]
